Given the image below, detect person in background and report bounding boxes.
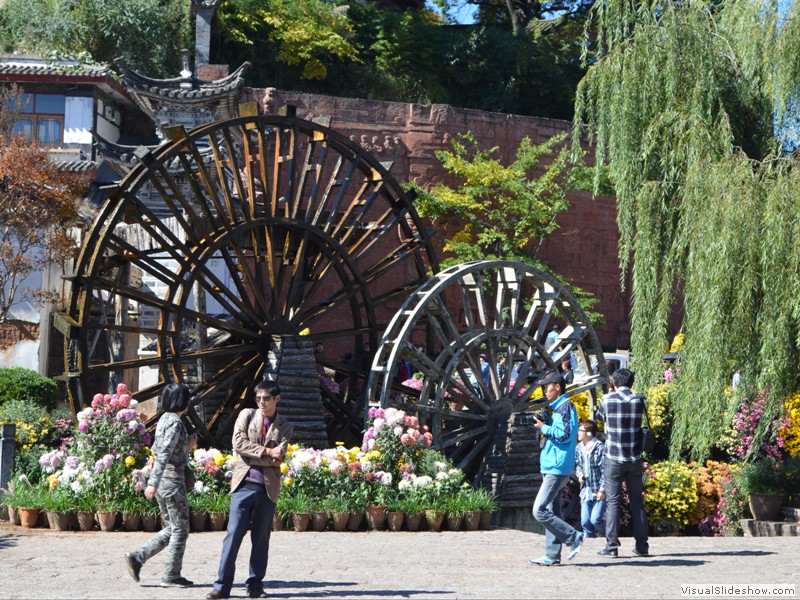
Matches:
[125,383,197,588]
[545,324,560,349]
[575,420,605,539]
[560,356,574,385]
[595,368,649,558]
[529,371,584,566]
[207,381,293,599]
[732,367,741,390]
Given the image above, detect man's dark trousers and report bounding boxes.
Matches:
[604,459,649,553]
[212,482,275,594]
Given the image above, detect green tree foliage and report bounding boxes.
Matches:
[573,0,800,459]
[412,132,601,322]
[218,0,359,81]
[0,367,61,412]
[215,1,584,119]
[0,0,191,76]
[413,132,571,263]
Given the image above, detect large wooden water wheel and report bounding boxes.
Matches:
[366,260,608,487]
[61,112,437,443]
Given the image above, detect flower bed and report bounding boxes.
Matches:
[2,388,498,532]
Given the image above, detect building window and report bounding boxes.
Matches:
[11,93,66,146]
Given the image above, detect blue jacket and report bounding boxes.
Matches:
[539,394,578,476]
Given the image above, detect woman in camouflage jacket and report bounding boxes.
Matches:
[125,383,197,588]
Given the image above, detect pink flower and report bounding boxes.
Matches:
[117,383,129,395]
[78,420,89,433]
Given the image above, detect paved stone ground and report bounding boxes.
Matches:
[1,520,798,599]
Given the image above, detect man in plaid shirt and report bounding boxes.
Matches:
[595,368,649,558]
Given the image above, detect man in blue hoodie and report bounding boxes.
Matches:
[529,371,583,566]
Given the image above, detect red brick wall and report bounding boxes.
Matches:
[0,321,38,349]
[244,88,630,348]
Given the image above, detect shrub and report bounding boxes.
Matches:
[0,367,61,411]
[643,461,699,529]
[735,457,783,495]
[687,461,735,528]
[0,399,50,452]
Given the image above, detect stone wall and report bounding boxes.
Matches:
[245,88,630,349]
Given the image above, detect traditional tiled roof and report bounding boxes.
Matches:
[115,58,250,123]
[0,54,112,82]
[53,159,97,173]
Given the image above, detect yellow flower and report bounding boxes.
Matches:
[48,474,59,490]
[283,477,293,486]
[213,451,225,466]
[280,463,289,474]
[335,441,345,446]
[125,456,135,467]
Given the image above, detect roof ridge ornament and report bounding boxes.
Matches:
[179,50,192,87]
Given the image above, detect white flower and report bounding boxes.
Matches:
[70,481,83,493]
[394,426,403,436]
[367,438,376,450]
[373,417,385,431]
[413,475,433,488]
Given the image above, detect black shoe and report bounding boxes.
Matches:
[248,590,269,598]
[597,547,619,557]
[632,548,650,557]
[161,577,193,588]
[124,553,141,583]
[207,590,230,599]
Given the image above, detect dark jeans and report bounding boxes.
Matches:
[603,458,649,552]
[213,483,276,594]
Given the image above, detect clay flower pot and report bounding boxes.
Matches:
[209,512,228,531]
[141,514,159,532]
[19,508,40,528]
[96,511,118,532]
[748,493,783,521]
[122,512,141,531]
[425,509,445,532]
[7,506,20,526]
[272,512,286,531]
[311,511,328,531]
[405,512,423,531]
[77,511,96,531]
[365,505,386,530]
[292,512,311,532]
[190,510,208,532]
[479,510,493,530]
[387,511,404,532]
[463,511,481,531]
[446,513,463,531]
[46,511,72,531]
[347,510,364,531]
[331,511,349,532]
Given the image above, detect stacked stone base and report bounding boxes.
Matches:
[740,507,800,537]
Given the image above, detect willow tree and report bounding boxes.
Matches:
[573,0,800,459]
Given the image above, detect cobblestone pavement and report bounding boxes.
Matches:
[1,521,798,599]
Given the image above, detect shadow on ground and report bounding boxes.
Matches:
[266,580,452,598]
[0,533,18,550]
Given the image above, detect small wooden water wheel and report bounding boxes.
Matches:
[366,260,608,489]
[60,111,437,444]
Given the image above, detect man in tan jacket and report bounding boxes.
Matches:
[207,381,293,600]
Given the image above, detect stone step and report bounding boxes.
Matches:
[783,506,800,523]
[740,519,800,537]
